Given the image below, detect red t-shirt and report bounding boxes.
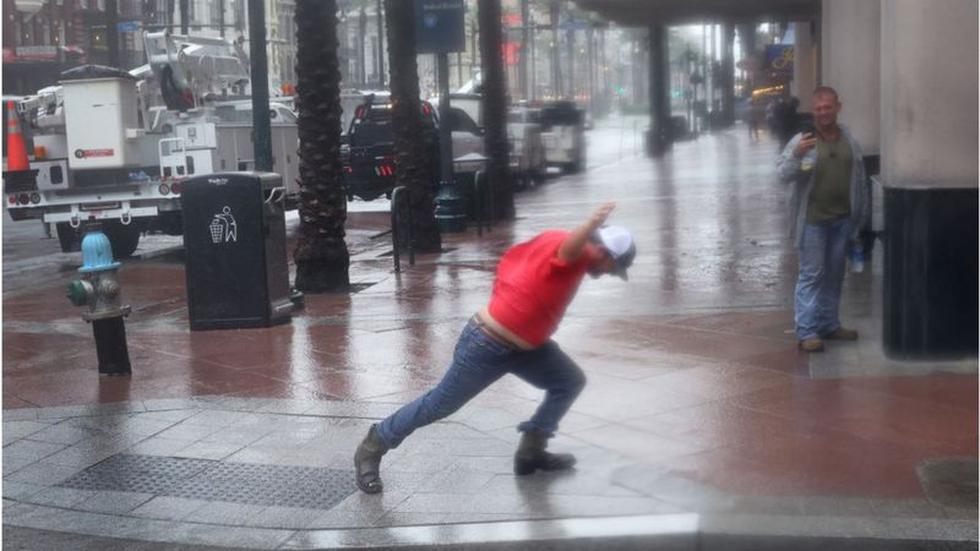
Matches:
[487,230,600,347]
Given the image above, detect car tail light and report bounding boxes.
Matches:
[158,183,171,195]
[421,102,432,116]
[344,166,353,174]
[170,181,183,195]
[29,192,40,204]
[8,195,16,204]
[355,105,366,119]
[17,193,30,205]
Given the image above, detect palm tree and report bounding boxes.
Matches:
[293,0,350,292]
[478,0,514,220]
[384,0,441,253]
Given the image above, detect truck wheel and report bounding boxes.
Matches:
[56,223,82,253]
[104,220,142,258]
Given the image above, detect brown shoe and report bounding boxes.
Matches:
[798,338,825,352]
[354,424,388,494]
[824,327,858,341]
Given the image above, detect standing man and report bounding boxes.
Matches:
[354,203,636,493]
[778,86,868,352]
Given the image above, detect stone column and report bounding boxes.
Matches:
[647,23,671,156]
[791,21,817,111]
[738,22,756,91]
[821,0,880,153]
[878,0,978,357]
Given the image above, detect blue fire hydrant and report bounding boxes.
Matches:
[67,224,132,376]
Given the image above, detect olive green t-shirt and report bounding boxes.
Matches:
[806,136,853,223]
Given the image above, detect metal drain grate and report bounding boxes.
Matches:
[57,454,356,510]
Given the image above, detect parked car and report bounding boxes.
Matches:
[342,93,439,201]
[447,93,546,188]
[533,101,586,174]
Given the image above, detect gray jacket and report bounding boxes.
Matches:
[777,124,869,248]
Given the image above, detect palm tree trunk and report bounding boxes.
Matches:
[384,0,441,253]
[478,0,514,220]
[293,0,350,292]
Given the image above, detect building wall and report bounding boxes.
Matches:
[821,0,880,153]
[790,21,817,112]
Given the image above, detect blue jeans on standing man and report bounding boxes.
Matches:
[795,216,852,341]
[375,318,586,449]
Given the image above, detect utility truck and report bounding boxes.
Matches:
[3,31,299,257]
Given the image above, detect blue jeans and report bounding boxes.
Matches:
[375,319,587,449]
[795,217,852,340]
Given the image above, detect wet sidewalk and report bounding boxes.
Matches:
[3,123,977,549]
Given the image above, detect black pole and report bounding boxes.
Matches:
[529,19,536,100]
[587,26,595,114]
[376,0,385,88]
[437,53,453,186]
[358,7,367,86]
[218,0,225,38]
[180,0,188,34]
[566,28,574,100]
[550,2,560,97]
[248,0,273,171]
[106,0,119,67]
[519,0,528,100]
[166,0,174,32]
[648,23,671,156]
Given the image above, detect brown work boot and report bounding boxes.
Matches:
[514,428,576,476]
[798,338,825,352]
[824,327,859,341]
[354,424,388,494]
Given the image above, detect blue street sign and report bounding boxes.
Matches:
[415,0,466,54]
[117,21,140,32]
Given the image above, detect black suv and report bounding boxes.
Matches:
[342,94,439,201]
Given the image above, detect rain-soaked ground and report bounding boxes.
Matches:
[2,118,977,549]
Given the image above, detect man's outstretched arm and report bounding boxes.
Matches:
[558,202,616,262]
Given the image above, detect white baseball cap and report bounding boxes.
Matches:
[596,226,636,280]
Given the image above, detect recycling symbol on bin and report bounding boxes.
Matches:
[209,206,238,244]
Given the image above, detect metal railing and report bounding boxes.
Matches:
[390,186,415,273]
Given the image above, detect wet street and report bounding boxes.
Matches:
[2,119,977,549]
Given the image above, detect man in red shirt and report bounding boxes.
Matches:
[354,203,635,493]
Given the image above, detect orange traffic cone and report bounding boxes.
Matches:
[5,101,31,172]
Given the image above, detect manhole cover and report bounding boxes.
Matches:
[917,457,978,510]
[58,454,355,510]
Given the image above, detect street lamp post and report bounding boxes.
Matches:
[180,0,188,34]
[248,0,272,171]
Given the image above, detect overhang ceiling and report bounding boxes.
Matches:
[573,0,821,26]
